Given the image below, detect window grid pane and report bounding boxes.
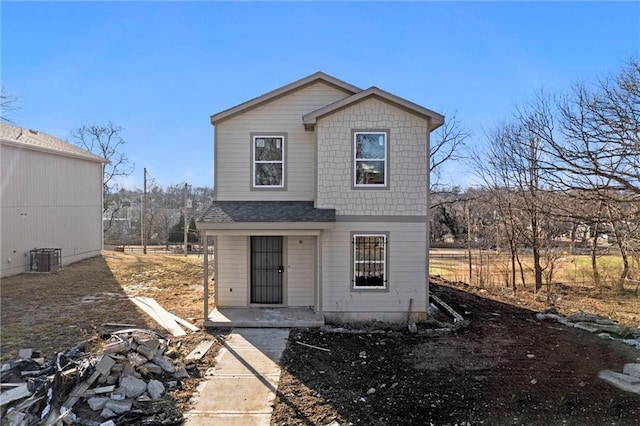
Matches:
[254,136,284,187]
[353,235,386,288]
[354,132,387,186]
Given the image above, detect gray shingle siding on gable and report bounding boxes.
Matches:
[199,201,336,223]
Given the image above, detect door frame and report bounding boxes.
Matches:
[248,235,287,306]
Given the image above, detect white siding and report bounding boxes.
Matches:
[215,236,248,307]
[321,222,428,320]
[1,144,103,277]
[316,98,430,215]
[214,82,350,201]
[286,236,314,306]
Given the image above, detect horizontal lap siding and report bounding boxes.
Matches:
[286,236,314,306]
[322,222,427,313]
[215,82,350,201]
[216,236,248,307]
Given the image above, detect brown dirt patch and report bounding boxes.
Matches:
[272,282,640,425]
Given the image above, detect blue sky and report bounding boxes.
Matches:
[2,1,639,189]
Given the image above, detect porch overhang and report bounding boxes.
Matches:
[196,201,334,324]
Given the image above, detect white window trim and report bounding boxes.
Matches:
[352,233,387,290]
[253,135,285,188]
[353,131,388,188]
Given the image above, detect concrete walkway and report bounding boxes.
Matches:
[184,328,290,425]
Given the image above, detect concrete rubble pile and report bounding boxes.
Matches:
[536,309,640,349]
[1,329,190,426]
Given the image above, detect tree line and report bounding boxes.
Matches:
[432,58,639,295]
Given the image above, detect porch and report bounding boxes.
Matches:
[205,306,325,328]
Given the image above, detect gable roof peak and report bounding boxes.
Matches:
[302,86,445,132]
[210,72,362,125]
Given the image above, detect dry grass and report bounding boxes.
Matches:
[0,251,213,361]
[430,251,640,327]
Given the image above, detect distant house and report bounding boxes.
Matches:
[1,123,106,277]
[197,72,443,324]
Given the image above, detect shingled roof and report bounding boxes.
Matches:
[198,201,336,223]
[0,123,106,163]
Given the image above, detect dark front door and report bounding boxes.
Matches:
[250,236,284,304]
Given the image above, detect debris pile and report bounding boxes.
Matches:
[536,309,640,349]
[1,329,192,425]
[599,363,640,395]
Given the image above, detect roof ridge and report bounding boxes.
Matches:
[210,72,362,125]
[0,122,106,163]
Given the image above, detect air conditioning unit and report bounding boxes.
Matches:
[30,248,62,272]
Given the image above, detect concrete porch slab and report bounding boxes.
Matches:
[205,307,324,328]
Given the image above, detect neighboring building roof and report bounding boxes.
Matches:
[198,201,336,223]
[303,86,445,132]
[210,71,361,125]
[0,123,106,163]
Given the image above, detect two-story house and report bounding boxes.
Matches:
[197,72,443,326]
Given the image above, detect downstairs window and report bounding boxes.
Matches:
[352,234,387,289]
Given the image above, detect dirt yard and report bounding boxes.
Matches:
[273,282,640,425]
[2,251,639,425]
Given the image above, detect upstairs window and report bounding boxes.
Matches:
[354,131,388,187]
[352,234,387,289]
[253,135,285,188]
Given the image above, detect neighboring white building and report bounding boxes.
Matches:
[197,72,444,324]
[1,123,106,277]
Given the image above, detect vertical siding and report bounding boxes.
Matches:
[321,222,428,315]
[215,236,248,306]
[214,82,351,201]
[286,236,314,306]
[1,145,103,277]
[316,98,430,215]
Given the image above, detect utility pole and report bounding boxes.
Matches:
[142,168,147,254]
[183,183,188,256]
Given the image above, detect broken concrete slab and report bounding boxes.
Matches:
[573,322,600,333]
[623,363,640,379]
[142,362,163,375]
[593,324,636,338]
[100,407,116,419]
[95,355,116,376]
[119,375,147,398]
[173,366,189,379]
[152,354,176,373]
[147,379,165,400]
[104,399,132,414]
[598,370,640,394]
[87,397,110,411]
[127,352,148,366]
[568,311,611,323]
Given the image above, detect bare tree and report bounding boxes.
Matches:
[71,123,135,233]
[1,86,20,124]
[430,111,470,192]
[534,59,640,196]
